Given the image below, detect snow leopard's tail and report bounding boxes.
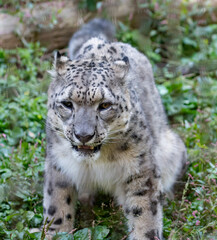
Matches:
[68,18,116,60]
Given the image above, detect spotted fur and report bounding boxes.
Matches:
[43,19,187,239]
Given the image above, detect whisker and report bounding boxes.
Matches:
[103,140,122,144]
[102,137,124,144]
[45,122,65,137]
[107,129,123,135]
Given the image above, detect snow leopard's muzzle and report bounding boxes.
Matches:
[69,107,103,155]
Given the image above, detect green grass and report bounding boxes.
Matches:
[0,0,217,239]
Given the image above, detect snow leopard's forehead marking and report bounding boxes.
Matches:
[59,59,117,104]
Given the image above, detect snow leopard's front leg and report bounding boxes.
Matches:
[43,160,77,233]
[123,169,164,240]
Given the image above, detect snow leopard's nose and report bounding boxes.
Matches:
[74,131,95,144]
[74,107,96,144]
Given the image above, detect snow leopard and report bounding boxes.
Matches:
[43,18,187,240]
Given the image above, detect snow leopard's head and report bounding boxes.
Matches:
[47,50,131,161]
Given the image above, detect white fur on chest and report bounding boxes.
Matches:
[51,138,138,194]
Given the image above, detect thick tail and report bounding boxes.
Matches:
[68,18,116,60]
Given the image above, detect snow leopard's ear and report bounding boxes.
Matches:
[113,56,130,81]
[48,51,70,77]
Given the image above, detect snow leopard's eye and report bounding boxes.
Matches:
[99,102,112,111]
[61,101,73,109]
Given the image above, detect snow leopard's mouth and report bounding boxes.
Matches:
[72,144,102,154]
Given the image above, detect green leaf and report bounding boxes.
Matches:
[28,231,42,239]
[52,232,73,240]
[183,37,198,48]
[92,226,110,240]
[30,214,43,226]
[24,211,35,221]
[73,228,89,240]
[0,169,12,180]
[0,185,5,204]
[16,221,23,232]
[157,85,169,96]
